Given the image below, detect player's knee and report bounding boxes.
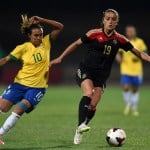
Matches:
[123,85,130,91]
[0,107,8,114]
[15,102,29,115]
[0,97,11,113]
[131,87,138,93]
[84,90,94,98]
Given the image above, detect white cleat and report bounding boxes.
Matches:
[74,130,83,144]
[77,123,91,133]
[73,124,91,144]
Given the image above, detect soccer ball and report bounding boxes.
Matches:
[106,128,126,147]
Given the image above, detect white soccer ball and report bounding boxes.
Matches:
[106,128,126,147]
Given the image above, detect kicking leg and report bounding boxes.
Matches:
[74,79,93,144]
[74,80,102,144]
[0,99,31,144]
[0,98,14,145]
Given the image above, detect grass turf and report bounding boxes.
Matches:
[0,85,150,150]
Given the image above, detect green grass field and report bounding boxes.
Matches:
[0,85,150,150]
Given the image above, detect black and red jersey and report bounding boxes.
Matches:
[80,29,133,71]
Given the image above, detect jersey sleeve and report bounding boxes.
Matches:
[120,42,134,51]
[81,34,91,44]
[9,44,26,60]
[43,34,51,50]
[43,34,50,43]
[118,34,134,51]
[138,39,147,52]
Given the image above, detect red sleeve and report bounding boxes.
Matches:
[81,34,91,43]
[88,32,99,40]
[117,34,134,51]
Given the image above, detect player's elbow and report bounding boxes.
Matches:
[58,23,64,31]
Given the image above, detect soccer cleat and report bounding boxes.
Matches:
[73,124,91,144]
[132,110,139,116]
[77,123,91,134]
[123,105,131,116]
[74,130,83,144]
[0,139,4,145]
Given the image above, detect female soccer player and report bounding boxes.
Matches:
[116,25,148,116]
[0,15,63,145]
[50,9,150,144]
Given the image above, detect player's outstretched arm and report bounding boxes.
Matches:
[115,52,122,63]
[29,16,64,40]
[50,38,82,66]
[131,48,150,62]
[0,56,11,66]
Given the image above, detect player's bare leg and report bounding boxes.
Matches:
[0,99,31,144]
[0,97,14,145]
[74,79,93,144]
[74,80,102,144]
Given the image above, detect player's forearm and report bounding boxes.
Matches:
[131,48,141,58]
[0,56,10,66]
[60,42,79,60]
[40,17,64,30]
[131,48,150,62]
[140,51,150,62]
[115,53,122,63]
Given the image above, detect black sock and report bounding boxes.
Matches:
[86,109,96,125]
[78,96,91,126]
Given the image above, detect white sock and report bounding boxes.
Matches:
[123,91,132,106]
[130,92,139,110]
[0,112,20,136]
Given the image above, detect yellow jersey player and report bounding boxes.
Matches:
[116,25,147,116]
[0,15,63,144]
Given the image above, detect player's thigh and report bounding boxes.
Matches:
[0,83,24,112]
[81,79,94,97]
[24,88,46,112]
[76,67,94,97]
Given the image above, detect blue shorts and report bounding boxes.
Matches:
[1,83,46,110]
[121,75,143,87]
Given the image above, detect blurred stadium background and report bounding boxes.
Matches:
[0,0,150,86]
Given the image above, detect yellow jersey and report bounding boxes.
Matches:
[120,37,147,76]
[9,34,51,88]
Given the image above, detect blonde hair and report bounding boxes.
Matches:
[21,14,31,34]
[20,14,43,36]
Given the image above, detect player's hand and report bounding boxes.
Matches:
[141,52,150,62]
[50,57,62,67]
[115,53,122,63]
[0,56,11,66]
[29,16,41,24]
